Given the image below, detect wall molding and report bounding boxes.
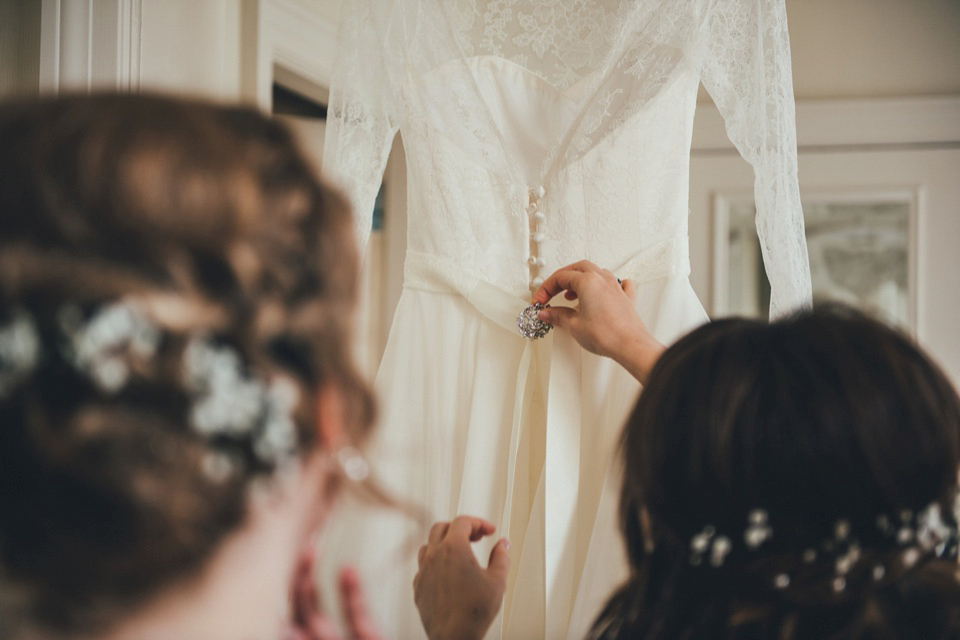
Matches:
[39,0,142,94]
[692,95,960,154]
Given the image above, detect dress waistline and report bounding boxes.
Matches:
[403,235,690,329]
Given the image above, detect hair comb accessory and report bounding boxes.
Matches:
[686,496,960,595]
[0,311,40,398]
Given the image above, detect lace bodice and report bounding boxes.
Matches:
[323,0,812,316]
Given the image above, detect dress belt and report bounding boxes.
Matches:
[404,235,690,308]
[402,237,689,634]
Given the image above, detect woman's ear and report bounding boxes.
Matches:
[313,383,347,451]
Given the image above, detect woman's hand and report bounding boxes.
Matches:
[533,260,665,385]
[285,545,382,640]
[414,516,510,640]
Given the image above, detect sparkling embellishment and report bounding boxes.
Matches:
[903,547,920,567]
[774,573,790,589]
[803,548,817,563]
[835,519,851,541]
[917,502,951,551]
[873,564,886,581]
[744,509,773,549]
[833,576,846,592]
[691,532,712,554]
[710,536,732,567]
[835,544,861,575]
[517,303,552,340]
[690,524,717,566]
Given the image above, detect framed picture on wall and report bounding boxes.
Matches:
[713,190,917,331]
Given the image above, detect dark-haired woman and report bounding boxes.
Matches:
[415,261,960,639]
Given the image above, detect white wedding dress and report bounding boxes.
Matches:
[320,2,811,638]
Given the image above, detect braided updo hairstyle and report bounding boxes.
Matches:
[591,306,960,639]
[0,94,374,636]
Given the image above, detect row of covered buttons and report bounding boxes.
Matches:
[527,185,546,291]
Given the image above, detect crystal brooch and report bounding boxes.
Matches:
[517,303,552,340]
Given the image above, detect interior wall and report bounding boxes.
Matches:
[7,1,958,106]
[0,0,41,98]
[22,0,952,106]
[787,0,960,101]
[693,0,960,104]
[138,0,242,99]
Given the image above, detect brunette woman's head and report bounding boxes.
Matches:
[0,94,373,635]
[593,305,960,639]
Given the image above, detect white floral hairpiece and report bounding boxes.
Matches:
[1,301,302,477]
[60,301,161,392]
[183,336,300,468]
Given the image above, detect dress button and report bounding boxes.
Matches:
[533,185,546,200]
[532,211,545,222]
[531,277,545,289]
[527,201,539,213]
[528,256,545,267]
[532,232,545,244]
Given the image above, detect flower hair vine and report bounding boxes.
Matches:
[690,508,772,569]
[687,499,960,593]
[0,301,303,481]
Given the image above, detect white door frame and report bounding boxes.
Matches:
[39,0,142,93]
[240,0,338,109]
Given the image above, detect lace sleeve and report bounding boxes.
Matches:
[323,0,399,257]
[699,0,812,318]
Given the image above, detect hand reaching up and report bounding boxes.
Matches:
[533,260,664,384]
[414,516,510,640]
